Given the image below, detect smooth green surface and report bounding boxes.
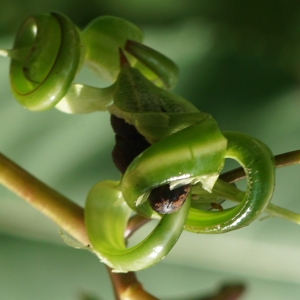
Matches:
[85,180,191,272]
[82,16,143,82]
[185,131,275,233]
[7,10,277,275]
[121,116,227,217]
[109,65,202,143]
[10,12,81,111]
[125,40,179,89]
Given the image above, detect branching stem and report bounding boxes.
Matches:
[0,152,157,300]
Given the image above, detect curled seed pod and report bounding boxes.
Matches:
[85,180,191,272]
[121,115,228,218]
[121,117,275,233]
[184,132,275,233]
[9,12,82,111]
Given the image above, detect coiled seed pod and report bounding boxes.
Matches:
[10,12,82,111]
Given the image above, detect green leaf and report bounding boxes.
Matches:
[109,65,203,143]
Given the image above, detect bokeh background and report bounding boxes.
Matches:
[1,1,300,299]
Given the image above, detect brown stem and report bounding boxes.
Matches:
[220,149,300,183]
[107,266,158,300]
[0,152,88,245]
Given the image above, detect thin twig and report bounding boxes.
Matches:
[220,150,300,183]
[0,152,88,245]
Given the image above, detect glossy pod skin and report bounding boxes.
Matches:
[4,13,277,273]
[185,131,275,233]
[85,180,191,272]
[108,65,203,144]
[86,122,275,272]
[121,128,275,233]
[125,40,179,89]
[10,12,81,111]
[5,12,197,273]
[121,115,228,218]
[8,13,178,114]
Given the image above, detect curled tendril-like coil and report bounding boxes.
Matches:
[86,116,275,272]
[7,12,179,113]
[10,12,81,111]
[4,12,276,273]
[121,118,275,233]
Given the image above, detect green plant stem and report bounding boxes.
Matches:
[265,203,300,223]
[210,180,300,225]
[0,152,157,300]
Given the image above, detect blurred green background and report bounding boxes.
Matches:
[1,1,300,299]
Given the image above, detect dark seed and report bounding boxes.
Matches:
[148,184,190,214]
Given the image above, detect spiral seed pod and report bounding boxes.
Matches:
[121,115,228,218]
[185,132,275,233]
[121,122,275,233]
[7,13,180,113]
[85,180,191,272]
[9,12,82,111]
[85,118,275,272]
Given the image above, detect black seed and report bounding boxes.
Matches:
[148,184,190,214]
